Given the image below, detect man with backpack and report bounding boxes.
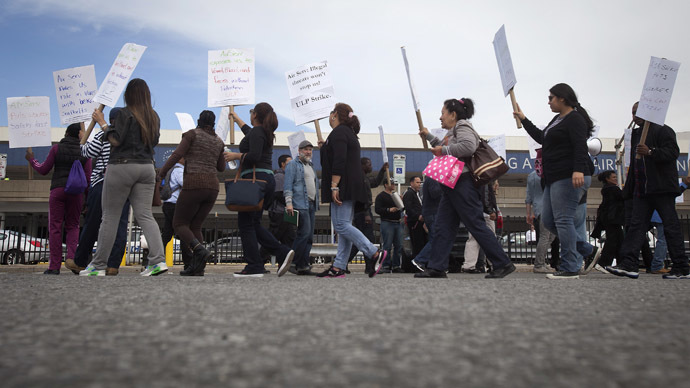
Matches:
[160,157,192,272]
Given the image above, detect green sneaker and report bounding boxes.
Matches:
[141,262,169,277]
[79,265,105,277]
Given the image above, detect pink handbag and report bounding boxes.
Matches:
[423,155,465,189]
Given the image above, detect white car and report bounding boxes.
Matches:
[0,230,47,265]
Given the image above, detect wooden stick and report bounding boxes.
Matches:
[81,104,105,145]
[27,147,33,180]
[229,105,235,145]
[314,120,324,143]
[386,168,391,185]
[509,88,522,129]
[635,121,650,160]
[415,110,429,150]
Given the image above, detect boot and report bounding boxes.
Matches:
[181,239,210,276]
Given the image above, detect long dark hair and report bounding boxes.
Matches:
[253,102,278,143]
[332,103,361,134]
[550,83,594,136]
[443,98,474,120]
[65,123,81,139]
[197,110,215,130]
[123,78,159,147]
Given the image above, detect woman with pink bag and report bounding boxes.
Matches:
[415,98,515,279]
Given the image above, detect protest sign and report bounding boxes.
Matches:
[175,113,195,133]
[0,154,7,179]
[94,43,147,107]
[285,61,335,132]
[378,126,389,164]
[636,56,681,126]
[287,131,307,159]
[53,65,98,125]
[492,25,521,128]
[624,128,632,167]
[401,46,428,149]
[488,134,507,160]
[430,128,448,142]
[216,106,230,143]
[7,97,51,148]
[208,48,255,107]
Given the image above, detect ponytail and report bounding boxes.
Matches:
[550,83,594,137]
[252,102,278,143]
[332,103,360,134]
[443,98,474,120]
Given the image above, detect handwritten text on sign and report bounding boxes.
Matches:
[636,56,681,126]
[493,25,517,97]
[285,61,335,125]
[7,97,52,148]
[94,43,147,107]
[208,48,255,107]
[53,65,98,125]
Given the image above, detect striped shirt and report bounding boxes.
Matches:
[80,131,110,187]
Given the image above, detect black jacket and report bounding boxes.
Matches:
[598,184,625,226]
[622,123,680,199]
[105,108,160,163]
[239,124,273,170]
[52,137,87,190]
[402,188,423,226]
[320,124,368,205]
[375,191,402,222]
[522,111,591,184]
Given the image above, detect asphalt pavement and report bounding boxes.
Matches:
[1,265,689,388]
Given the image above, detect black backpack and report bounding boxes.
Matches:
[160,166,180,201]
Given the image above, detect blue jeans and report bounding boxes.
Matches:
[427,173,510,272]
[575,199,594,260]
[238,172,290,273]
[74,181,130,268]
[542,176,591,273]
[413,214,436,266]
[292,200,316,269]
[380,220,403,269]
[332,200,377,270]
[651,222,667,271]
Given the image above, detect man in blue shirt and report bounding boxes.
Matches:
[284,141,320,275]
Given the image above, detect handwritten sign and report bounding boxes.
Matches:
[7,97,52,148]
[487,134,507,160]
[94,43,147,107]
[401,46,421,111]
[624,128,632,167]
[287,131,307,159]
[636,56,681,126]
[53,65,98,124]
[208,48,255,107]
[378,125,389,164]
[175,113,195,133]
[493,25,517,97]
[215,107,230,143]
[285,61,336,125]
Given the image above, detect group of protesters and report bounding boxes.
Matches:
[27,77,689,280]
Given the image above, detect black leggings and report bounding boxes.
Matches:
[173,188,218,244]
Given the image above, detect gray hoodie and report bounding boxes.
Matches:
[425,119,479,174]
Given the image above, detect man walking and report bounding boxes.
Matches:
[403,176,427,256]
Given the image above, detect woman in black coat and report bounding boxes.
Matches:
[591,170,624,272]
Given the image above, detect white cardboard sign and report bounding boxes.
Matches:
[401,46,421,112]
[216,106,230,143]
[208,48,255,107]
[53,65,99,125]
[430,128,448,142]
[94,43,147,107]
[175,113,196,133]
[487,134,507,160]
[7,97,52,148]
[624,128,632,167]
[287,131,307,159]
[378,125,389,164]
[492,25,517,97]
[285,61,336,125]
[636,56,681,126]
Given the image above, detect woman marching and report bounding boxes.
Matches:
[224,103,295,277]
[416,98,515,279]
[318,103,387,278]
[513,83,596,279]
[82,78,167,276]
[158,110,226,276]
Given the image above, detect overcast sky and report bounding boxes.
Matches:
[1,0,689,140]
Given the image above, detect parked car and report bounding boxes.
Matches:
[0,230,47,265]
[206,233,243,262]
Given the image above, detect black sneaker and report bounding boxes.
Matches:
[582,247,601,274]
[485,262,516,279]
[296,267,315,276]
[414,268,447,278]
[546,270,580,279]
[369,250,388,278]
[605,266,639,279]
[233,269,264,278]
[316,266,346,278]
[43,269,60,275]
[662,268,690,279]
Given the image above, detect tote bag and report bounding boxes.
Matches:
[422,155,465,189]
[225,157,267,212]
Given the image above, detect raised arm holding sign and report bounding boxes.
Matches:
[401,46,429,150]
[82,43,147,144]
[634,56,681,159]
[493,25,522,129]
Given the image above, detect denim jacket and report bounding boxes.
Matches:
[284,158,320,211]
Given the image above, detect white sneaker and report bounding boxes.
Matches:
[141,262,169,276]
[79,265,105,277]
[277,250,295,277]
